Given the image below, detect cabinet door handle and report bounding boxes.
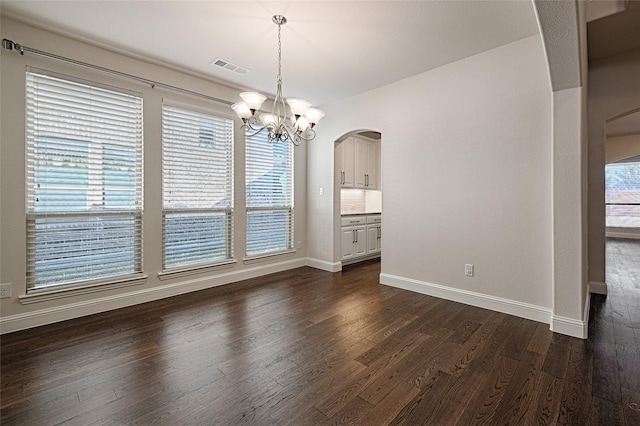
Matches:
[342,171,345,185]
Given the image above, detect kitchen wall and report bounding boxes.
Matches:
[340,189,382,215]
[307,34,555,321]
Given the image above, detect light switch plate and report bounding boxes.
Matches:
[465,264,474,277]
[0,283,11,298]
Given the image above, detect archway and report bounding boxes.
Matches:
[334,130,382,268]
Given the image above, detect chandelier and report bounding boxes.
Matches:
[232,15,325,146]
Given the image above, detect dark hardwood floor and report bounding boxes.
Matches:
[1,240,639,425]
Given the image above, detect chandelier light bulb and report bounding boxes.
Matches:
[231,102,252,120]
[259,113,277,127]
[304,107,325,126]
[295,116,311,132]
[286,98,312,117]
[239,92,267,111]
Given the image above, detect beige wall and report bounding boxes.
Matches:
[0,17,308,332]
[588,49,640,288]
[308,35,556,323]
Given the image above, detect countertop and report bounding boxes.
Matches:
[341,212,381,216]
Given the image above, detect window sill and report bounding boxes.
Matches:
[158,260,237,281]
[244,249,296,265]
[20,274,148,304]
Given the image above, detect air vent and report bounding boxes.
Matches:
[211,58,249,75]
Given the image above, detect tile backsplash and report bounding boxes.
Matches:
[341,189,382,214]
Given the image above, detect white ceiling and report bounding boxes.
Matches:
[0,1,540,107]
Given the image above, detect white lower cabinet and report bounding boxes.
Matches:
[341,214,381,263]
[341,226,366,260]
[366,224,381,255]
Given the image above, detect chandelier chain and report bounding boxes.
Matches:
[277,21,282,84]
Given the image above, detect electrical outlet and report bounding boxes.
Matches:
[297,240,302,249]
[465,264,474,277]
[0,283,12,299]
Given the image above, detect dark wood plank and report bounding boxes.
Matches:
[359,380,421,425]
[387,370,457,425]
[591,395,625,426]
[542,341,571,379]
[440,312,505,377]
[456,355,519,425]
[527,322,553,355]
[527,371,564,425]
[492,350,545,423]
[557,338,594,424]
[592,341,623,402]
[323,396,374,426]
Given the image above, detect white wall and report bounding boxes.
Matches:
[531,0,589,336]
[0,17,308,333]
[308,35,554,319]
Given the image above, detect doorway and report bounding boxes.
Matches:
[335,130,382,266]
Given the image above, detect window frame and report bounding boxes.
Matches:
[24,68,145,298]
[245,129,295,259]
[605,160,640,230]
[159,101,236,278]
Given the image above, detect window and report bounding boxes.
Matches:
[605,160,640,228]
[245,129,294,257]
[26,70,143,291]
[162,103,234,270]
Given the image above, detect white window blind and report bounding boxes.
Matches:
[605,161,640,228]
[26,70,144,291]
[245,129,294,257]
[162,103,234,270]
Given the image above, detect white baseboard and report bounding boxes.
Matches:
[379,273,551,325]
[0,258,306,334]
[551,313,588,339]
[589,281,608,295]
[306,257,342,272]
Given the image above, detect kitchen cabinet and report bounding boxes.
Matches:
[366,222,382,255]
[336,137,355,188]
[354,137,377,189]
[341,214,381,263]
[337,135,377,189]
[341,225,366,260]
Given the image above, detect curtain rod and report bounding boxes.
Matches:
[2,38,233,106]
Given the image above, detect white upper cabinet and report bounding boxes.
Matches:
[337,135,378,189]
[337,137,355,188]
